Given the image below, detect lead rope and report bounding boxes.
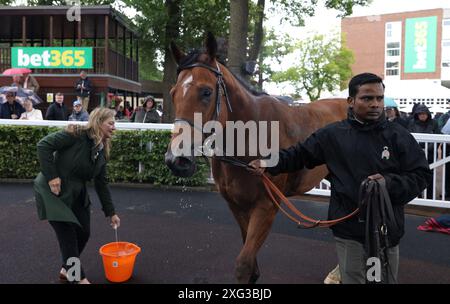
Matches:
[209,153,360,229]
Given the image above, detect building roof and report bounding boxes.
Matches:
[0,5,139,38]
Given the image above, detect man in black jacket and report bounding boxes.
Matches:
[249,73,432,284]
[45,92,68,121]
[0,91,25,119]
[75,71,93,111]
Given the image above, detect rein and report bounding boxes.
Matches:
[177,62,232,122]
[204,152,360,229]
[173,61,359,229]
[359,177,398,283]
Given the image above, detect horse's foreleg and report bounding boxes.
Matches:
[228,203,250,243]
[235,202,277,284]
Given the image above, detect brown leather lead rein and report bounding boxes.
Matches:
[210,155,360,229]
[260,173,360,229]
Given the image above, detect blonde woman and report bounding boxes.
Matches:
[20,98,43,120]
[34,107,120,284]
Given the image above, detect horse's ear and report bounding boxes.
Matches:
[170,41,185,65]
[205,32,217,60]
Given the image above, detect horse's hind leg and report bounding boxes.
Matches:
[234,201,277,284]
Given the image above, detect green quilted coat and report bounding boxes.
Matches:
[34,130,115,226]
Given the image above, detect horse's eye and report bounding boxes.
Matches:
[201,88,212,100]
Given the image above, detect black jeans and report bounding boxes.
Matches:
[49,202,90,281]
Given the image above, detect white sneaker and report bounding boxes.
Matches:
[78,278,91,284]
[324,265,341,284]
[59,268,68,282]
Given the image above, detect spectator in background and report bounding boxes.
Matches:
[68,100,90,121]
[75,71,93,112]
[11,74,23,88]
[46,92,68,121]
[385,106,407,128]
[23,70,40,94]
[20,98,43,120]
[124,101,133,118]
[437,109,450,133]
[130,95,161,123]
[115,105,125,120]
[407,104,439,199]
[0,91,25,119]
[407,104,440,134]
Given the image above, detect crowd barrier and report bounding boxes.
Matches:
[1,119,449,208]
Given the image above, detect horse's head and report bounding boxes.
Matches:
[165,32,226,177]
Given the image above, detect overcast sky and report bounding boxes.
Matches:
[265,0,450,97]
[288,0,450,37]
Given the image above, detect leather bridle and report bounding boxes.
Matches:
[174,62,232,129]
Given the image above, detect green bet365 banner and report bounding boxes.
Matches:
[11,47,93,69]
[404,16,437,73]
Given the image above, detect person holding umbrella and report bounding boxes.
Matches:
[23,70,40,94]
[34,107,121,284]
[0,90,25,119]
[11,74,23,88]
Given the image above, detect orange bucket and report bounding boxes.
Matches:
[99,242,141,283]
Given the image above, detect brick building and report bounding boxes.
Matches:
[342,8,450,112]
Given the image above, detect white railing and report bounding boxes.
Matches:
[0,119,173,130]
[1,119,449,208]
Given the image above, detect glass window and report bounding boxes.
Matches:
[387,49,400,56]
[386,69,399,76]
[387,42,400,49]
[386,62,399,68]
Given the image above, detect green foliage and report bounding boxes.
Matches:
[0,126,208,186]
[268,0,371,27]
[123,0,230,81]
[271,32,354,101]
[0,0,114,5]
[0,126,58,178]
[257,30,293,88]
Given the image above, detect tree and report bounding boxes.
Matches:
[1,0,114,5]
[256,30,292,89]
[271,33,354,101]
[124,0,230,122]
[228,0,370,80]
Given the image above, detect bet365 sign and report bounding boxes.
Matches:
[11,47,93,69]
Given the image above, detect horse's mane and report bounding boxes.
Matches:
[178,49,268,97]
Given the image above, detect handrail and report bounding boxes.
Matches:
[0,119,173,130]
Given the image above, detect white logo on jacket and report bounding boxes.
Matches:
[381,146,390,160]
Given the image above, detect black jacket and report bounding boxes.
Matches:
[75,77,93,98]
[0,101,25,119]
[267,110,432,245]
[407,104,440,134]
[45,102,68,121]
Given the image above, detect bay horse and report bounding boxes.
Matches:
[165,32,349,283]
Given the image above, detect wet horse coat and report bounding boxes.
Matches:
[165,33,349,283]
